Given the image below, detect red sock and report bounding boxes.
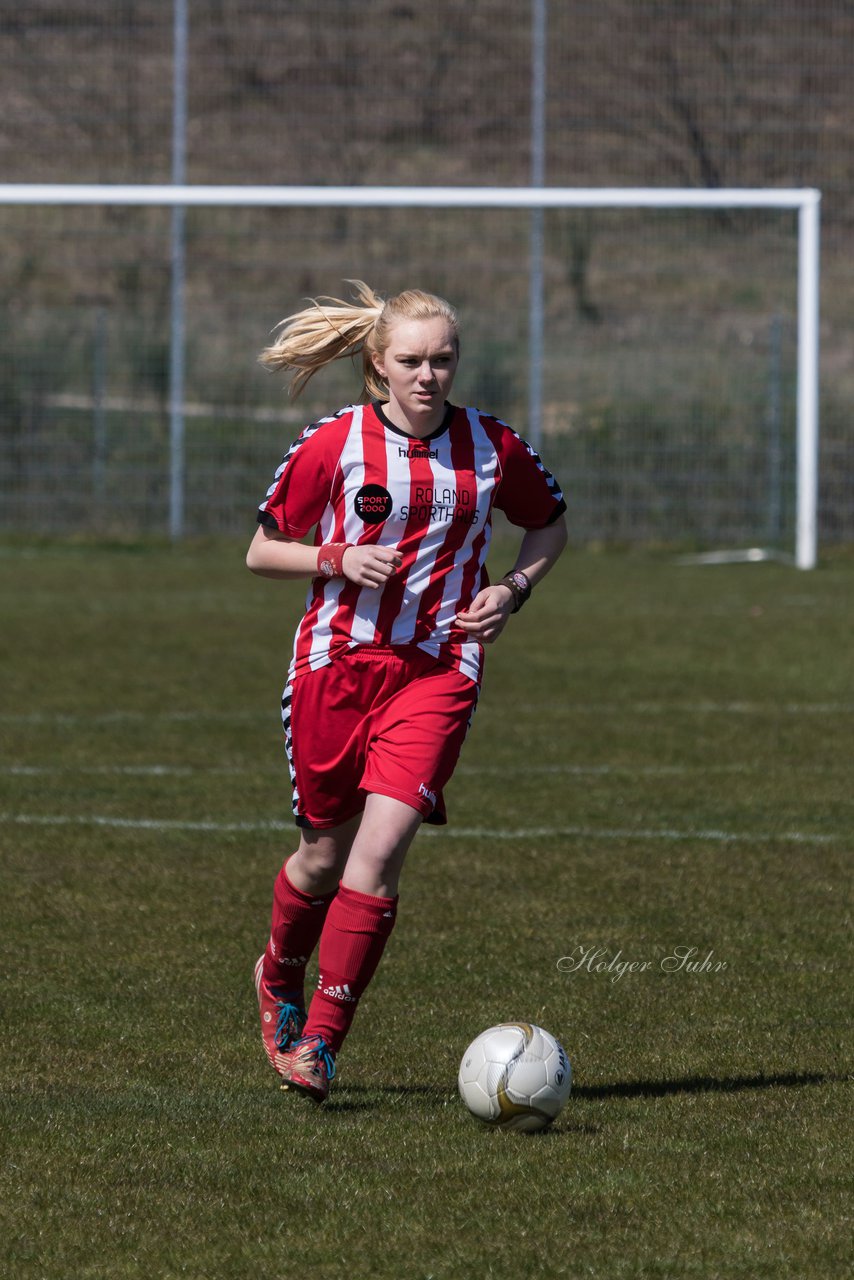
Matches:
[303,883,398,1055]
[262,861,337,1001]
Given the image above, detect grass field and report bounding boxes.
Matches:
[1,537,851,1279]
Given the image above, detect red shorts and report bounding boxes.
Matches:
[282,646,479,828]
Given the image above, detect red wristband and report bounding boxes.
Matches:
[317,543,352,578]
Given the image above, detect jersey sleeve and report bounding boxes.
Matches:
[488,419,566,529]
[256,414,348,538]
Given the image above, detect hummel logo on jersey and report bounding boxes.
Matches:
[398,445,438,459]
[418,782,438,807]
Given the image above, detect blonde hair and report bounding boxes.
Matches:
[259,280,459,400]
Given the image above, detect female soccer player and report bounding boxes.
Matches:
[247,281,567,1101]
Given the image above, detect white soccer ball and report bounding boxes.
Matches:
[458,1022,572,1132]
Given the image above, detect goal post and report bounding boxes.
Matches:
[0,184,821,567]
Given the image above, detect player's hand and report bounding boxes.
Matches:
[342,545,403,588]
[454,584,515,644]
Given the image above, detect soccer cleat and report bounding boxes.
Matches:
[254,955,307,1077]
[278,1034,337,1103]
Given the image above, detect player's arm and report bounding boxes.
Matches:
[246,524,402,587]
[246,525,322,579]
[507,513,569,590]
[455,513,568,644]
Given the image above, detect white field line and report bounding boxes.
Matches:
[0,811,839,845]
[0,761,843,778]
[1,701,853,726]
[3,764,233,777]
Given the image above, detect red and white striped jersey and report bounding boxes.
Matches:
[258,401,565,685]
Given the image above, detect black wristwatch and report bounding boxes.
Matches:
[501,570,532,613]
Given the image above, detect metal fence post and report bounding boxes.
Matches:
[169,0,188,539]
[528,0,547,451]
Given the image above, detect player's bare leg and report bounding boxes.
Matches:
[341,793,423,897]
[286,813,362,895]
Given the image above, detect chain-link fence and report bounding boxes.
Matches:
[1,2,852,546]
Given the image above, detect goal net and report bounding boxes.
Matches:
[0,186,820,566]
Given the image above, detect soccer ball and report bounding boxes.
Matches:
[458,1022,572,1132]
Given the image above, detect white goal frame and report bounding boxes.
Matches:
[0,184,821,567]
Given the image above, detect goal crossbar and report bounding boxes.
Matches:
[0,184,820,567]
[0,183,820,210]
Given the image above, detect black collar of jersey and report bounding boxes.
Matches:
[371,399,456,442]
